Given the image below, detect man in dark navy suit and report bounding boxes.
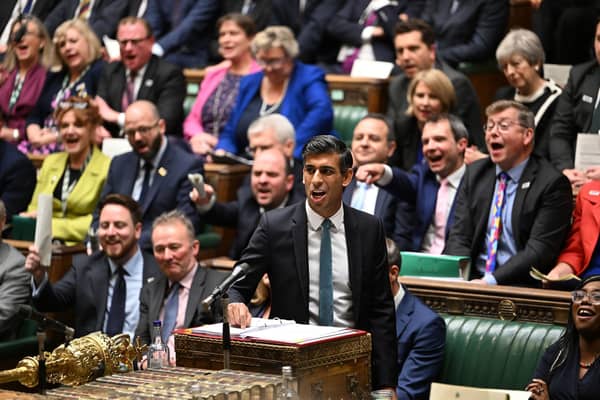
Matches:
[386,238,445,400]
[0,138,35,224]
[190,148,304,260]
[344,113,413,250]
[356,113,468,253]
[95,100,202,250]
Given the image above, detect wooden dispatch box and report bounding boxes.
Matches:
[175,330,372,399]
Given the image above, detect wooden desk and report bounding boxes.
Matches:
[400,277,571,325]
[202,163,251,258]
[326,74,389,113]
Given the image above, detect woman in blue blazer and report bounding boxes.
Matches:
[216,26,334,160]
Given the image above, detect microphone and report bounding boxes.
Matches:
[202,263,252,310]
[18,305,75,338]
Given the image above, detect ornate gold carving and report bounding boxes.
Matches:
[0,332,141,387]
[498,299,517,321]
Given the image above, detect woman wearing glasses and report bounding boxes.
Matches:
[21,96,111,245]
[23,19,104,154]
[390,68,456,171]
[527,275,600,400]
[0,16,55,148]
[215,25,334,160]
[183,13,261,157]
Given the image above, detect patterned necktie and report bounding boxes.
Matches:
[319,219,333,326]
[350,182,368,211]
[430,178,449,254]
[485,172,509,274]
[77,0,91,19]
[162,282,180,343]
[121,71,137,112]
[590,96,600,133]
[106,267,127,336]
[341,10,378,74]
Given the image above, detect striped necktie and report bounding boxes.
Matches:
[78,0,91,19]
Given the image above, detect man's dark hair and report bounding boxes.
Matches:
[425,113,469,142]
[358,113,395,142]
[97,193,142,225]
[302,135,353,173]
[385,238,402,270]
[395,18,435,47]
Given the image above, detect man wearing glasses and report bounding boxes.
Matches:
[444,100,573,287]
[94,100,202,250]
[95,17,185,138]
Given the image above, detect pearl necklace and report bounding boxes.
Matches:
[259,78,289,116]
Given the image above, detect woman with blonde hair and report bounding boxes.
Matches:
[0,15,56,147]
[21,96,111,245]
[216,25,333,160]
[391,68,456,170]
[23,19,104,154]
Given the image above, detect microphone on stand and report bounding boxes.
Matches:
[18,305,75,339]
[201,263,253,311]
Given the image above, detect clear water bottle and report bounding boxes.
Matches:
[277,365,299,399]
[147,320,170,369]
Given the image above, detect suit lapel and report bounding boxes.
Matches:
[343,178,357,205]
[473,163,497,248]
[344,205,362,323]
[91,257,111,331]
[374,187,388,217]
[184,267,206,326]
[512,159,537,246]
[151,277,168,325]
[140,142,171,212]
[585,69,600,130]
[113,64,127,109]
[395,289,415,339]
[120,153,139,195]
[291,204,309,307]
[137,57,157,100]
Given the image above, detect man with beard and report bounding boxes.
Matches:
[24,194,160,339]
[355,114,467,253]
[190,148,304,260]
[95,100,202,250]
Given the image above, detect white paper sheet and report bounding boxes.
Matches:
[102,138,132,158]
[34,194,53,267]
[574,133,600,171]
[351,59,394,79]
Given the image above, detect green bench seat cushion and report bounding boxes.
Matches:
[441,315,565,390]
[333,105,368,146]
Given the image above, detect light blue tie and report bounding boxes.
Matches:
[351,182,368,211]
[162,282,180,342]
[319,219,333,326]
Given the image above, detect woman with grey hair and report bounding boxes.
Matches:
[494,28,562,160]
[216,25,334,160]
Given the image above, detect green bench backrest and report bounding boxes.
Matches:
[441,315,565,390]
[333,105,368,146]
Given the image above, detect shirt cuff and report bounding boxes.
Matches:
[195,193,216,214]
[378,165,393,186]
[152,43,164,57]
[483,273,497,285]
[31,273,49,297]
[361,26,376,42]
[117,112,125,128]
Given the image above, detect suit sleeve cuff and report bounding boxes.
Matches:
[152,43,164,57]
[195,193,216,214]
[378,165,393,186]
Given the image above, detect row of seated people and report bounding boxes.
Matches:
[0,0,519,70]
[1,126,593,396]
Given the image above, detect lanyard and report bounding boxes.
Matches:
[61,150,92,216]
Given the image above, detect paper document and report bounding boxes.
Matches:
[103,35,121,60]
[575,133,600,171]
[34,194,53,267]
[351,59,394,79]
[192,319,355,344]
[530,266,580,282]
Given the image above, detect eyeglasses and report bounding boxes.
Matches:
[124,122,159,137]
[571,290,600,305]
[256,57,287,68]
[118,37,149,47]
[484,119,525,134]
[245,144,273,155]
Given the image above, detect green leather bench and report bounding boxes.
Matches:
[440,315,565,390]
[0,319,38,368]
[333,105,368,146]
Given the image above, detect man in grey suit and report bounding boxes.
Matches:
[0,199,29,341]
[135,210,226,364]
[25,194,160,338]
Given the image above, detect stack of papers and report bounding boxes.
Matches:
[191,318,357,345]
